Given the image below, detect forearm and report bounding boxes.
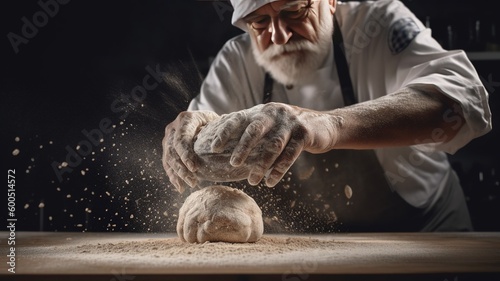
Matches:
[309,87,465,152]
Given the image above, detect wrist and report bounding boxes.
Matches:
[301,110,344,153]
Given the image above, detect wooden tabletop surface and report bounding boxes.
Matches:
[1,231,500,279]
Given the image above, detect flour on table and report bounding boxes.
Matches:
[177,185,264,243]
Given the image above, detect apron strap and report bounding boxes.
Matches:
[257,16,423,232]
[333,17,357,106]
[263,16,357,106]
[263,71,274,104]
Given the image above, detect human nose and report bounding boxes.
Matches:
[269,17,292,45]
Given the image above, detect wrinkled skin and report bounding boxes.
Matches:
[162,110,220,193]
[163,88,464,193]
[163,102,343,192]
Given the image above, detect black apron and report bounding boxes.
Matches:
[248,18,424,233]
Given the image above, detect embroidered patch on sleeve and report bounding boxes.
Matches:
[388,17,421,55]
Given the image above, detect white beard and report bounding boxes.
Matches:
[251,1,334,86]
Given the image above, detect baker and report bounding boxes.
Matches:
[163,0,492,232]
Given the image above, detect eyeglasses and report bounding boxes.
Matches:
[243,0,318,31]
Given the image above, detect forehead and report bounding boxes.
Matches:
[249,0,312,15]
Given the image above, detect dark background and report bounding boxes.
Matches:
[2,0,499,233]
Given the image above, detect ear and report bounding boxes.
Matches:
[329,0,337,15]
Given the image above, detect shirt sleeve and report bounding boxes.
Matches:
[340,0,492,154]
[403,46,492,154]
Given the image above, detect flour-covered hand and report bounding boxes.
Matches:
[162,110,219,193]
[211,102,344,187]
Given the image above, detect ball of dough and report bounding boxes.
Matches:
[177,185,264,243]
[193,118,266,182]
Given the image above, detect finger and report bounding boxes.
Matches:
[172,113,201,172]
[265,138,304,187]
[166,166,186,193]
[230,118,272,167]
[167,143,198,188]
[166,131,198,189]
[211,111,247,153]
[162,129,186,193]
[161,131,172,175]
[247,129,291,186]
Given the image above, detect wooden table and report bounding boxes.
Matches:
[1,231,499,280]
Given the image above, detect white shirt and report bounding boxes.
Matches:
[188,0,492,208]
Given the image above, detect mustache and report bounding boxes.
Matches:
[261,39,317,59]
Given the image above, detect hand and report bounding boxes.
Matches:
[210,102,343,187]
[162,110,219,193]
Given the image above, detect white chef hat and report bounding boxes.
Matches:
[230,0,281,31]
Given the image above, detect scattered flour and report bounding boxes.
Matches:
[19,234,345,273]
[76,236,332,257]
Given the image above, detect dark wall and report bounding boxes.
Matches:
[2,0,498,232]
[2,0,243,232]
[402,0,500,231]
